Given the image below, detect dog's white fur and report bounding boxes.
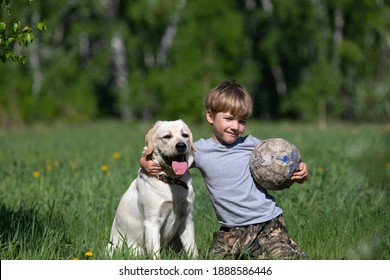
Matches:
[107,120,198,258]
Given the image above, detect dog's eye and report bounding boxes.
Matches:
[182,133,189,138]
[163,135,172,140]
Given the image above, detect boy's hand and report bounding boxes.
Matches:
[290,162,309,184]
[139,155,163,176]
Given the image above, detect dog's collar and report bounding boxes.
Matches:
[156,174,188,190]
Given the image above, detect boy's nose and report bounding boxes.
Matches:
[230,120,239,130]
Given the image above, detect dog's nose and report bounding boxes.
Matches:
[175,142,187,153]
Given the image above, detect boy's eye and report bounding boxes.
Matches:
[224,116,246,124]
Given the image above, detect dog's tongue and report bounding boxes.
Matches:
[172,156,188,175]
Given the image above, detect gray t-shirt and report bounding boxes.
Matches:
[193,135,283,227]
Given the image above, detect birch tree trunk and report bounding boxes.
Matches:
[106,0,132,120]
[260,0,287,97]
[111,34,131,120]
[157,0,187,67]
[29,12,43,95]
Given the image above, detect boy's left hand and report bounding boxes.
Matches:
[290,162,309,184]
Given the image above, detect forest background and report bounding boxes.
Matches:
[1,0,390,127]
[1,0,390,261]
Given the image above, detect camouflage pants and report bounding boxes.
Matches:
[208,215,306,260]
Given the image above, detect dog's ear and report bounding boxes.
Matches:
[187,135,195,168]
[188,127,195,154]
[144,121,162,155]
[180,120,195,164]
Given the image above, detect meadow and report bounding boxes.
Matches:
[0,120,389,260]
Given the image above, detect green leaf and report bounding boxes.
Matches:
[0,22,6,31]
[0,37,9,48]
[22,25,31,33]
[17,55,26,65]
[23,32,34,46]
[1,0,11,7]
[36,21,47,32]
[11,21,20,35]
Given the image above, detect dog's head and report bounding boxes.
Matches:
[143,119,194,176]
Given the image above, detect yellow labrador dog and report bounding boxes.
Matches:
[107,120,198,258]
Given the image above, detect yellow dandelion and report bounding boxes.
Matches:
[33,171,40,178]
[72,258,80,260]
[385,162,390,168]
[69,161,77,172]
[112,152,120,159]
[317,167,324,175]
[46,162,53,172]
[101,165,109,172]
[85,251,93,257]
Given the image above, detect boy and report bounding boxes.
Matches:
[140,80,309,259]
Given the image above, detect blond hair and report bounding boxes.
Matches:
[205,80,253,119]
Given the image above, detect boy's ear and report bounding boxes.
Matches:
[206,110,214,125]
[144,121,162,155]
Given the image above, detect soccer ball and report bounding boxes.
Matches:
[249,138,301,191]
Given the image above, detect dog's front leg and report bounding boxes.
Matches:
[179,220,198,258]
[144,220,161,259]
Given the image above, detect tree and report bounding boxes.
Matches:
[0,0,389,125]
[0,0,46,64]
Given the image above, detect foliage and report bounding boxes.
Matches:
[0,121,389,260]
[0,0,46,64]
[0,0,389,125]
[353,80,390,122]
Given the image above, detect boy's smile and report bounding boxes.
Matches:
[207,111,247,144]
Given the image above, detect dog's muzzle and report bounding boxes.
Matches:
[175,142,187,153]
[162,149,188,175]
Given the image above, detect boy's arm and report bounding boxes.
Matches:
[139,155,163,176]
[290,162,309,184]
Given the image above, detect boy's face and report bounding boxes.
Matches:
[206,111,247,144]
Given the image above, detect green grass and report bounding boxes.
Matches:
[0,120,389,260]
